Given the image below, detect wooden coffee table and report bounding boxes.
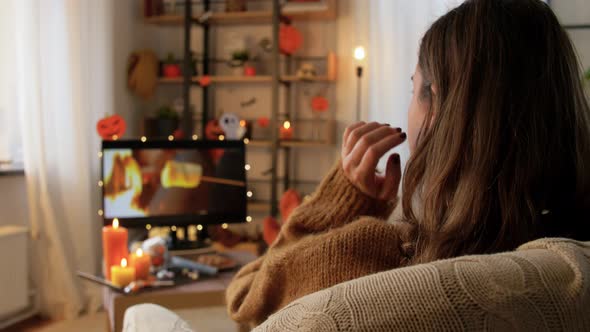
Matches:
[102,251,256,332]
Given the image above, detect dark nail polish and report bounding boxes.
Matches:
[400,132,407,139]
[393,154,400,164]
[395,127,402,133]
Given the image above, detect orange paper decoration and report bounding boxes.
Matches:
[311,96,329,113]
[97,114,126,140]
[279,24,303,55]
[199,76,211,87]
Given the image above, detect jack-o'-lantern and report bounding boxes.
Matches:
[205,119,225,140]
[311,96,329,113]
[97,114,126,140]
[279,24,302,55]
[205,119,226,163]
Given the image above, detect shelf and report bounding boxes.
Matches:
[144,8,336,26]
[158,75,335,84]
[246,140,334,148]
[281,76,335,83]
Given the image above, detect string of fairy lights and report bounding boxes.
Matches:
[97,134,255,233]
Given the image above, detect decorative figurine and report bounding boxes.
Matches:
[219,113,246,140]
[296,63,317,80]
[96,114,126,140]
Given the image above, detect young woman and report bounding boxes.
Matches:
[227,0,590,326]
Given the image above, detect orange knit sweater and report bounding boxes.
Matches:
[226,161,413,326]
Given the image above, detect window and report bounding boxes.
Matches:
[0,0,23,167]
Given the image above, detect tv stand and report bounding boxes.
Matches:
[168,225,215,252]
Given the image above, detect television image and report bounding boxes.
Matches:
[101,140,246,227]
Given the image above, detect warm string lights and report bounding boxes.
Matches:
[96,134,256,235]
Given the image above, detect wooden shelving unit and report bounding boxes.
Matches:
[143,1,336,26]
[246,140,334,148]
[158,75,335,84]
[142,0,337,218]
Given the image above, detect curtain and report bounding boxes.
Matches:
[14,0,114,319]
[367,0,465,170]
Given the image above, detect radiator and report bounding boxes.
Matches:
[0,225,28,320]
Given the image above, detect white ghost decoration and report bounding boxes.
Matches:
[219,113,246,140]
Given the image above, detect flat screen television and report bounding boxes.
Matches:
[101,139,247,228]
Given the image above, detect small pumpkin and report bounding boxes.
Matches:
[205,119,225,139]
[199,75,211,87]
[205,119,226,163]
[279,24,303,55]
[163,64,181,78]
[97,114,126,140]
[311,96,329,113]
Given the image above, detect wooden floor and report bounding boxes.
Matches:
[0,315,52,332]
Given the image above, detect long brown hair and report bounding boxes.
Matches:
[402,0,590,263]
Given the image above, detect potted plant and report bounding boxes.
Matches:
[162,53,181,78]
[144,105,179,137]
[229,49,250,76]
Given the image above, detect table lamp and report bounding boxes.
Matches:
[354,46,366,121]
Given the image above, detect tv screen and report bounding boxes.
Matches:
[101,140,246,227]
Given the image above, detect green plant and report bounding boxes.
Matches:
[164,53,177,64]
[156,105,179,119]
[231,50,250,63]
[585,67,590,82]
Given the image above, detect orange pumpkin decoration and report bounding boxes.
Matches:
[97,114,126,140]
[205,119,225,139]
[279,24,303,55]
[205,119,226,163]
[311,96,329,113]
[199,75,211,87]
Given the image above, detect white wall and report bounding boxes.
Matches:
[551,0,590,71]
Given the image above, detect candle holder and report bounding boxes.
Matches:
[280,120,294,140]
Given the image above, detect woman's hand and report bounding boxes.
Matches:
[341,122,406,200]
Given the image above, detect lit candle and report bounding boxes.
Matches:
[110,258,135,287]
[102,218,129,280]
[129,248,151,281]
[280,121,293,140]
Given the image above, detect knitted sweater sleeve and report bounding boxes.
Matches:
[226,161,408,326]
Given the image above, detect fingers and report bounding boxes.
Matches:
[356,131,406,177]
[377,153,402,200]
[342,121,365,148]
[343,122,383,156]
[340,120,406,200]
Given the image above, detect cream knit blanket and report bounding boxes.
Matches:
[255,238,590,331]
